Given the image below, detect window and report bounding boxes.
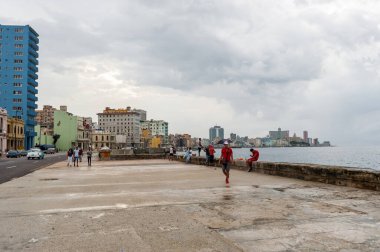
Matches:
[15,44,23,48]
[14,59,23,63]
[14,67,23,71]
[13,90,22,95]
[13,98,22,102]
[15,36,23,41]
[14,52,23,56]
[13,75,23,79]
[15,28,23,33]
[13,83,22,87]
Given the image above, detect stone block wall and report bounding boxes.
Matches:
[177,156,380,191]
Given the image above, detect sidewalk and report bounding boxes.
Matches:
[1,159,380,251]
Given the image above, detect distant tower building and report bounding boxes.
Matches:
[230,133,237,141]
[133,109,147,121]
[0,25,39,149]
[209,125,224,142]
[303,131,308,142]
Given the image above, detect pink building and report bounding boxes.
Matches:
[0,108,7,156]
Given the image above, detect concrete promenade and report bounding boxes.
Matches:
[1,159,380,251]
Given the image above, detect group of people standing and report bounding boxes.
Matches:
[67,147,93,167]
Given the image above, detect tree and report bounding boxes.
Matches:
[53,134,60,145]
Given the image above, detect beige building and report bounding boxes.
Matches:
[0,108,8,155]
[36,105,56,135]
[97,107,141,147]
[91,130,115,150]
[7,117,25,150]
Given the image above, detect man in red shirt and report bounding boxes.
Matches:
[219,141,233,184]
[247,148,259,172]
[208,144,215,166]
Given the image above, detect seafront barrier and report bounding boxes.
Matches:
[104,150,380,191]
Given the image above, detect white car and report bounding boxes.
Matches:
[27,148,45,160]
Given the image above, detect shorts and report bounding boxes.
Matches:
[74,157,79,161]
[169,153,174,156]
[222,162,230,172]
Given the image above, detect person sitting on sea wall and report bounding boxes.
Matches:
[247,148,260,172]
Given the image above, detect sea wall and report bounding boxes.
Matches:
[105,152,380,191]
[178,155,380,191]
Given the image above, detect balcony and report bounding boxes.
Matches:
[26,119,37,126]
[27,110,37,117]
[28,77,38,87]
[27,85,38,94]
[27,101,37,109]
[28,64,38,73]
[29,40,39,51]
[28,55,38,65]
[28,71,38,80]
[28,48,38,58]
[27,93,38,101]
[29,33,39,44]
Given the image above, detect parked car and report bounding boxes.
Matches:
[27,148,45,160]
[6,150,20,158]
[19,150,28,156]
[45,148,56,154]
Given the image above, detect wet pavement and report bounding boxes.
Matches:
[1,159,380,251]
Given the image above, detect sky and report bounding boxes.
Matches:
[1,0,380,145]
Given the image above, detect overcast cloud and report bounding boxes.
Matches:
[2,0,380,145]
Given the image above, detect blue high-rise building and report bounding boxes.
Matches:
[0,25,39,150]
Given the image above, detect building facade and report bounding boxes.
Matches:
[97,107,141,146]
[91,130,114,150]
[36,105,56,135]
[7,117,24,150]
[0,108,7,155]
[53,110,78,151]
[141,119,169,145]
[209,125,224,142]
[269,128,290,140]
[0,25,39,149]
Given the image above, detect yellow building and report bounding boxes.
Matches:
[150,136,162,148]
[7,118,25,150]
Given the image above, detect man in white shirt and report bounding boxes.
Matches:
[74,147,80,167]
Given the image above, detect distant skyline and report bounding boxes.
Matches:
[1,0,380,145]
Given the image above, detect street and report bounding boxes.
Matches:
[0,153,66,184]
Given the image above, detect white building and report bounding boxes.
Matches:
[97,107,141,146]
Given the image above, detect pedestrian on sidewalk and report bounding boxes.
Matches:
[208,144,215,168]
[219,141,233,184]
[185,147,192,163]
[204,146,210,165]
[247,148,259,172]
[79,148,83,162]
[87,148,92,166]
[197,138,202,156]
[169,146,174,161]
[73,147,80,167]
[67,148,73,167]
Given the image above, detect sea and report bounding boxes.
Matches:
[188,146,380,171]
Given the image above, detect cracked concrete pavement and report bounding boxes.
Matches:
[1,159,380,251]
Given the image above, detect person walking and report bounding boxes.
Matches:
[204,146,210,166]
[247,148,260,172]
[67,148,73,167]
[73,147,80,167]
[197,138,202,156]
[185,147,192,163]
[87,148,92,166]
[79,148,83,162]
[219,141,233,184]
[169,146,174,161]
[208,144,215,167]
